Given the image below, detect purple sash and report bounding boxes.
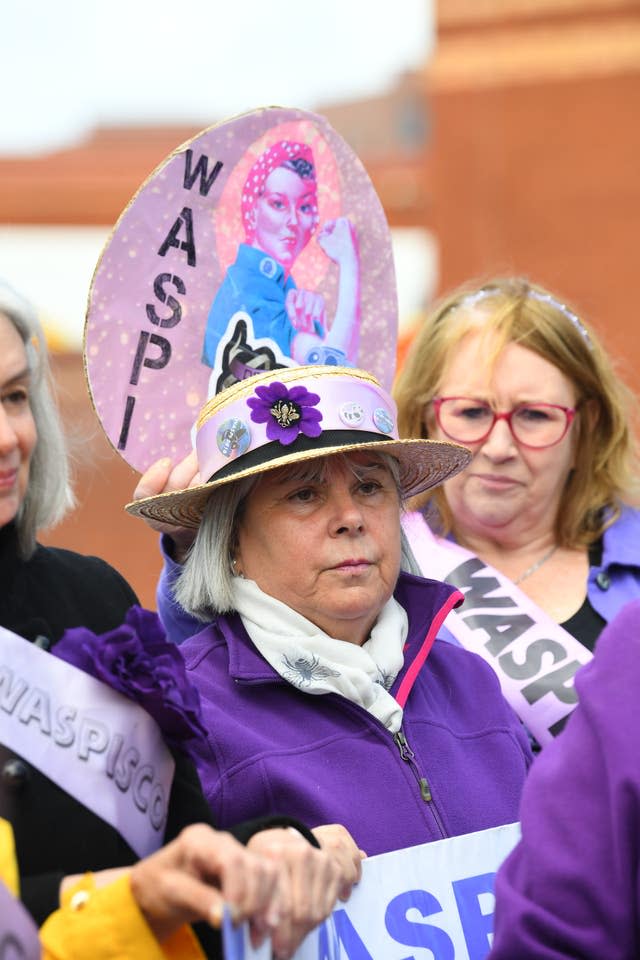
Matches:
[0,881,41,959]
[0,627,175,858]
[403,512,592,745]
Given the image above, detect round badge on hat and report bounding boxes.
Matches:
[373,407,395,434]
[216,418,251,459]
[338,401,365,428]
[84,106,398,473]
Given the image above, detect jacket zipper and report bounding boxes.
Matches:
[393,727,446,838]
[235,672,450,839]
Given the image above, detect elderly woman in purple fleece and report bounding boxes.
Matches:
[130,364,532,859]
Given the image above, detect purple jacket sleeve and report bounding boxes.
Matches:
[490,599,640,960]
[156,535,203,645]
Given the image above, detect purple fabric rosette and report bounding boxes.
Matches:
[247,381,323,445]
[53,606,206,758]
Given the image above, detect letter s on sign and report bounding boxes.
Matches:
[53,705,77,747]
[146,273,186,329]
[77,718,109,760]
[384,889,454,959]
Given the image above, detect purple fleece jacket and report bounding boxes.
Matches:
[491,598,640,959]
[181,572,532,856]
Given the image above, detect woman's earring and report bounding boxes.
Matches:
[231,557,245,579]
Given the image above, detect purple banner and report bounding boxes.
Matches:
[0,881,41,959]
[0,627,175,858]
[403,511,592,744]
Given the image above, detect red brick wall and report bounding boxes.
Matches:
[428,70,640,386]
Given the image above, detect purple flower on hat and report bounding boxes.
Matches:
[52,606,206,759]
[247,381,322,446]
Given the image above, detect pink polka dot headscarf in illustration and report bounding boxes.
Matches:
[241,140,319,240]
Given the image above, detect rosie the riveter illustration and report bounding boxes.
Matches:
[201,140,361,391]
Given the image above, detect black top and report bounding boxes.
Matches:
[0,523,139,649]
[0,521,161,920]
[560,598,606,653]
[559,539,607,652]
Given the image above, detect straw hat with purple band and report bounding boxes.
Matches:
[126,365,471,529]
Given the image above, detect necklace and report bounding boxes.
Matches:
[513,545,558,585]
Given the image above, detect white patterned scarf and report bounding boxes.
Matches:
[231,577,408,732]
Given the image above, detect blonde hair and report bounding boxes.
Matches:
[394,277,639,548]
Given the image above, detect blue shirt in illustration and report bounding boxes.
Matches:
[201,244,324,367]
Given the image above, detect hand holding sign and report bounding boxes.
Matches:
[311,823,366,901]
[130,824,280,945]
[247,826,358,960]
[224,823,523,960]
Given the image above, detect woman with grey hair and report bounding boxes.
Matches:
[0,282,74,555]
[0,284,363,960]
[0,279,136,620]
[130,364,532,858]
[0,280,140,919]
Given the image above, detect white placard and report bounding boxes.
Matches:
[223,821,521,960]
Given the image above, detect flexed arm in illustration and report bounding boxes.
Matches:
[287,215,360,365]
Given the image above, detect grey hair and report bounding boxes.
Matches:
[0,281,74,557]
[174,475,257,619]
[175,450,419,620]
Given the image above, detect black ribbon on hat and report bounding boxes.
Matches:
[207,429,394,484]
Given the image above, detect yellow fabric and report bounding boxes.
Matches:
[40,873,204,960]
[1,821,204,960]
[0,817,19,895]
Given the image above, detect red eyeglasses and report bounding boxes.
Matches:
[432,397,576,449]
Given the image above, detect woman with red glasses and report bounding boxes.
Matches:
[394,277,640,740]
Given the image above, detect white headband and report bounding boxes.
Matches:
[453,286,593,350]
